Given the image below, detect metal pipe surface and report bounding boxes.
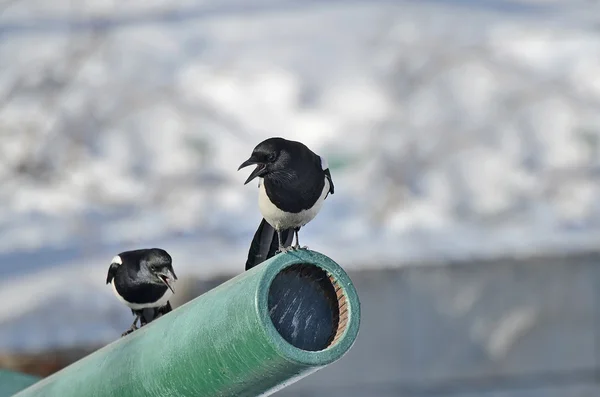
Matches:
[13,249,361,397]
[0,370,40,397]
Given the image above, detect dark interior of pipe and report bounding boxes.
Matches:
[268,263,348,352]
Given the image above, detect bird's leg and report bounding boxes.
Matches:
[131,314,140,329]
[139,312,149,327]
[276,229,293,254]
[121,314,140,337]
[293,229,300,250]
[293,228,308,250]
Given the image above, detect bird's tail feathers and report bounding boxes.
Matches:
[245,218,293,271]
[137,302,172,326]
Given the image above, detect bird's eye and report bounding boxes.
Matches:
[268,153,277,162]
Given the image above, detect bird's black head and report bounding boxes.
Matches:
[114,248,178,293]
[238,137,298,185]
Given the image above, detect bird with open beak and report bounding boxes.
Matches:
[239,137,334,270]
[106,248,177,336]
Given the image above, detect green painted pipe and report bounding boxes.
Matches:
[0,370,40,397]
[13,249,360,397]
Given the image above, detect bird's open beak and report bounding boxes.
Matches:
[157,269,177,293]
[238,157,267,185]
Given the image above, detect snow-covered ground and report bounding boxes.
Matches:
[1,0,600,350]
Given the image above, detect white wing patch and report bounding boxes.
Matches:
[320,156,329,171]
[111,255,122,265]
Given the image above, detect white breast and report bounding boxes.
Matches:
[111,279,173,310]
[258,177,330,230]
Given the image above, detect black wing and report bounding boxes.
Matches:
[245,218,294,271]
[106,262,120,284]
[323,168,334,196]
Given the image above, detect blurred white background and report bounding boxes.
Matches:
[1,3,600,394]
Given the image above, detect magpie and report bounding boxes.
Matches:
[238,137,334,270]
[106,248,177,336]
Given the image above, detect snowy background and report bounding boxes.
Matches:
[2,0,600,351]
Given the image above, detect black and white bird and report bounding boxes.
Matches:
[106,248,177,336]
[238,137,334,270]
